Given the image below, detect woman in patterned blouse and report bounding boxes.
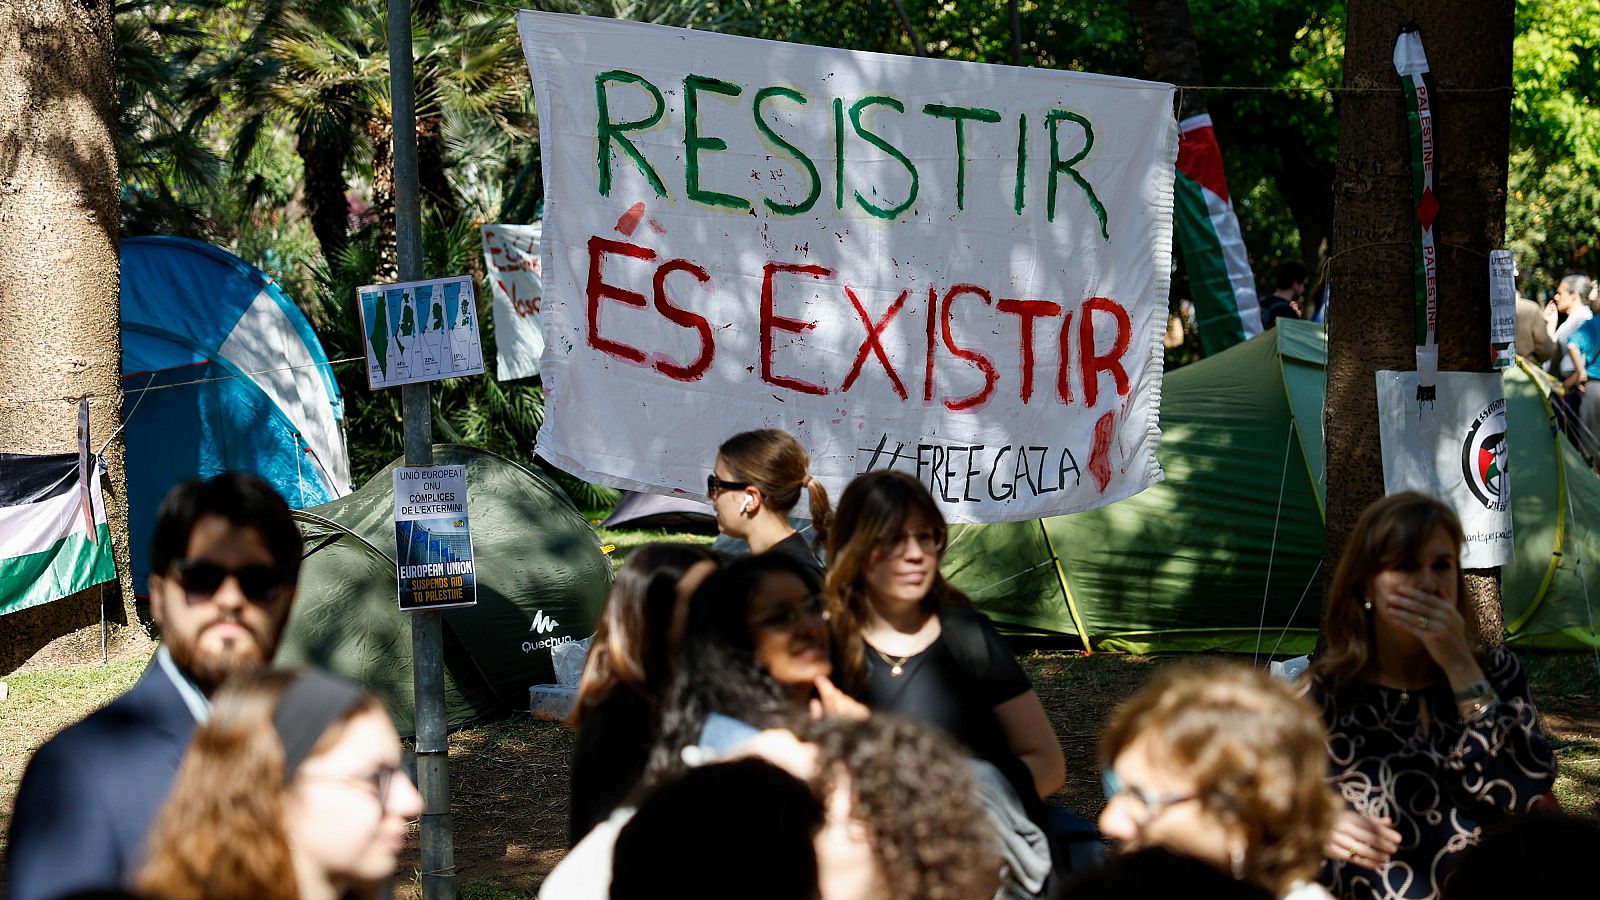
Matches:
[1304,492,1556,900]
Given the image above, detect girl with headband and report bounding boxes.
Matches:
[138,668,422,900]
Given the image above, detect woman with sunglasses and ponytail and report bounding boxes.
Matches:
[708,429,832,576]
[137,667,422,900]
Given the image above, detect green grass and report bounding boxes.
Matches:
[457,886,539,900]
[0,658,149,861]
[593,526,716,569]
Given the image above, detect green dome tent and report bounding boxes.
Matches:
[276,445,613,735]
[944,319,1600,654]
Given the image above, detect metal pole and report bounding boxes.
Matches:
[388,2,454,898]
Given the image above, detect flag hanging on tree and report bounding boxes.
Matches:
[0,452,115,616]
[1173,113,1262,355]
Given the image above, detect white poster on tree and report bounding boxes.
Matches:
[517,12,1176,523]
[1377,370,1514,568]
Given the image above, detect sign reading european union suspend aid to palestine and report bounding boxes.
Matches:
[393,465,477,612]
[359,276,485,389]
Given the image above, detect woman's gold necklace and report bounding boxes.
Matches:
[870,644,912,677]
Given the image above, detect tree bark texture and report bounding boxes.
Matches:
[0,0,148,671]
[297,121,354,264]
[1137,0,1209,121]
[1325,1,1514,646]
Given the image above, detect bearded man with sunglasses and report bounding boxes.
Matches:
[7,473,302,900]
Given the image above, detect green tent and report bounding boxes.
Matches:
[945,319,1600,654]
[276,444,613,735]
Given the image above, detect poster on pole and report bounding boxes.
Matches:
[518,12,1176,523]
[393,465,477,611]
[1376,371,1513,567]
[481,223,547,381]
[358,276,484,389]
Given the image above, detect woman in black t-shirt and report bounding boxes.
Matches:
[824,471,1065,809]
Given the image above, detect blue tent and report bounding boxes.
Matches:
[121,237,351,594]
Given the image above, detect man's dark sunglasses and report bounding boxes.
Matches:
[707,474,751,498]
[169,560,289,605]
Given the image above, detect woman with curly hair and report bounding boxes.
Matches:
[567,543,720,842]
[136,668,421,900]
[708,429,833,575]
[1098,662,1339,900]
[803,716,1001,900]
[1305,492,1556,900]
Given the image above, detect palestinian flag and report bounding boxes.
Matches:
[1173,113,1262,356]
[0,452,115,616]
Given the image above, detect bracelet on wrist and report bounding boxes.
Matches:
[1457,695,1497,722]
[1452,685,1497,720]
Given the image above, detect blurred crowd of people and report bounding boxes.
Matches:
[5,429,1594,900]
[1536,272,1600,460]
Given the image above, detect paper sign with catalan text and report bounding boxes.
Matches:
[481,223,546,381]
[518,12,1175,523]
[393,465,477,611]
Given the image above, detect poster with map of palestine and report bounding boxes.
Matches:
[358,275,485,389]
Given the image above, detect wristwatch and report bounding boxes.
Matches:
[1453,679,1497,722]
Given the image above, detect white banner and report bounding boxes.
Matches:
[1376,371,1513,567]
[481,223,546,381]
[518,12,1175,522]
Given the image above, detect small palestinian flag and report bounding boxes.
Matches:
[0,452,115,616]
[1173,114,1262,356]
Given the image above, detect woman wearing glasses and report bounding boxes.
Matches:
[824,472,1064,828]
[138,668,421,900]
[1097,663,1339,900]
[708,429,832,576]
[1305,493,1556,900]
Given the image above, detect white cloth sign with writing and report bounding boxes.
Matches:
[517,11,1176,522]
[1376,370,1513,567]
[481,223,546,381]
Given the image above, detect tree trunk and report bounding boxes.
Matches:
[0,0,148,671]
[1325,1,1514,646]
[1274,136,1337,281]
[368,116,398,280]
[1008,0,1024,66]
[416,115,460,226]
[297,122,353,264]
[1137,0,1209,121]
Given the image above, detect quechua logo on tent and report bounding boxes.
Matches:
[1461,398,1508,512]
[529,609,560,634]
